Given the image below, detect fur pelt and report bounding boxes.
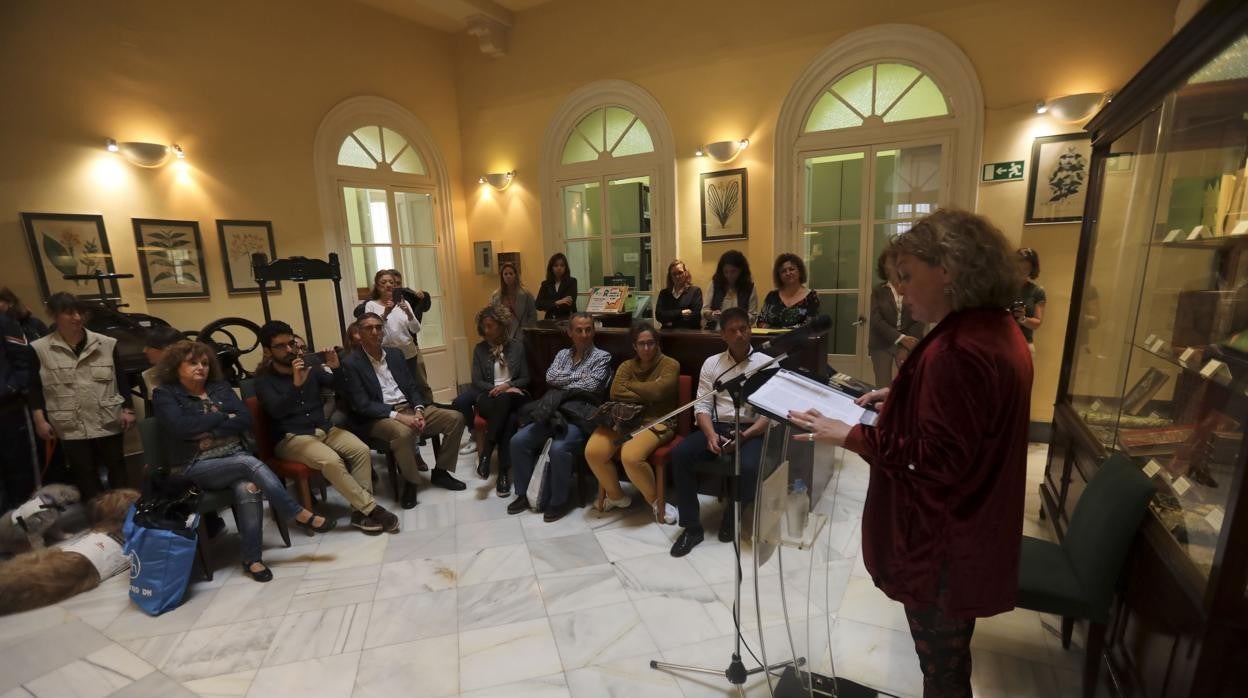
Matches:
[0,484,84,554]
[0,489,140,616]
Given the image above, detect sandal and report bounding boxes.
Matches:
[297,512,337,534]
[242,561,273,583]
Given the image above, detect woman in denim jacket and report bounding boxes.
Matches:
[152,341,335,582]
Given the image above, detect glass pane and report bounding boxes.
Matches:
[395,191,436,245]
[391,146,427,175]
[872,222,913,276]
[883,75,950,122]
[350,246,394,296]
[804,92,865,132]
[605,107,635,151]
[804,224,860,291]
[613,118,654,157]
[873,144,943,221]
[562,134,599,165]
[609,236,651,292]
[352,126,384,161]
[399,247,442,299]
[575,108,605,153]
[874,63,922,115]
[607,177,650,235]
[818,292,859,356]
[804,153,864,222]
[342,187,391,245]
[563,183,602,239]
[1188,34,1248,84]
[566,239,602,295]
[337,137,377,169]
[829,65,874,117]
[381,127,407,163]
[416,298,445,349]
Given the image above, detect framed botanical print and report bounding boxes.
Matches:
[21,212,120,301]
[701,168,748,241]
[217,219,280,294]
[1026,133,1093,224]
[132,218,210,299]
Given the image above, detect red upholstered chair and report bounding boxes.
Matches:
[245,397,327,524]
[641,374,692,523]
[473,413,487,454]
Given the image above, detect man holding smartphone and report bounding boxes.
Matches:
[669,307,771,557]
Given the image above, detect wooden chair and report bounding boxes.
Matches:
[244,397,328,520]
[644,374,693,521]
[136,417,291,582]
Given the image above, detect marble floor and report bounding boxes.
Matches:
[0,442,1095,697]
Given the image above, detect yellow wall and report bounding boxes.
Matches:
[452,0,1175,422]
[0,0,468,353]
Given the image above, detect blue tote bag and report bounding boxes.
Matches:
[122,504,200,616]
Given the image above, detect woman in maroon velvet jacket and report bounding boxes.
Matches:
[791,208,1032,698]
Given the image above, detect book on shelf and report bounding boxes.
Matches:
[1122,367,1170,416]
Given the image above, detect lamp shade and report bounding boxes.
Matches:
[117,141,172,167]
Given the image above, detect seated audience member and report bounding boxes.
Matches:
[451,304,530,497]
[0,287,48,342]
[703,250,758,330]
[343,312,466,508]
[669,307,771,557]
[507,312,611,522]
[757,253,820,328]
[29,293,136,500]
[655,259,703,330]
[491,261,538,341]
[0,311,35,511]
[535,253,578,321]
[255,320,398,534]
[141,326,185,394]
[584,322,680,523]
[868,250,924,387]
[152,341,335,582]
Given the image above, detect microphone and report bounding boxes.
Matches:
[758,314,833,353]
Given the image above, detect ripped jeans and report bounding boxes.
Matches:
[182,453,303,563]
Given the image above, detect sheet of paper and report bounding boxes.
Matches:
[747,369,870,425]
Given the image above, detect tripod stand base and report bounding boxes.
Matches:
[650,654,804,685]
[773,665,880,697]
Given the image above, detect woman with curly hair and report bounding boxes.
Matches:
[152,340,335,582]
[757,253,820,328]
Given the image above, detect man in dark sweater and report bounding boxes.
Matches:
[255,321,397,534]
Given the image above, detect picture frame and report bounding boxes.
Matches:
[701,168,748,241]
[217,219,281,294]
[1121,366,1170,416]
[473,241,495,275]
[132,218,210,299]
[21,212,119,301]
[1026,133,1092,224]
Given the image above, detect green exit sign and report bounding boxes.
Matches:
[982,160,1025,182]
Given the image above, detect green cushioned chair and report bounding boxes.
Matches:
[138,418,291,582]
[1016,454,1155,698]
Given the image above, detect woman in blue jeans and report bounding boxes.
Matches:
[152,341,335,582]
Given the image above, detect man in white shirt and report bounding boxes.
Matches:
[669,307,771,557]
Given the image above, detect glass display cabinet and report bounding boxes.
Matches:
[1043,3,1248,696]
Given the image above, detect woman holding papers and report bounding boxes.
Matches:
[789,209,1032,698]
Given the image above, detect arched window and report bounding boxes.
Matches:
[775,26,983,379]
[541,81,676,310]
[314,98,462,400]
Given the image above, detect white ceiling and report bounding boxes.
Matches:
[353,0,555,32]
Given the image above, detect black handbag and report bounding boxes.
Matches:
[589,401,645,433]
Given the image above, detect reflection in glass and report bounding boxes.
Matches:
[804,225,860,291]
[343,187,391,246]
[817,292,858,355]
[395,191,436,245]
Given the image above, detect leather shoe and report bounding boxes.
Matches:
[670,528,704,557]
[476,452,491,479]
[507,495,530,515]
[400,481,418,509]
[543,503,570,523]
[430,469,466,491]
[718,524,735,543]
[496,470,510,497]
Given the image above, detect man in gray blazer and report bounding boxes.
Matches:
[868,251,925,387]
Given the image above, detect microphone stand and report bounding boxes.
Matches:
[637,350,804,688]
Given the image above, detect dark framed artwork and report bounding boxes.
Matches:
[21,212,120,301]
[217,219,280,294]
[1025,132,1093,224]
[132,218,210,299]
[701,168,748,241]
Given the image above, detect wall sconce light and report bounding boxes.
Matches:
[478,170,515,191]
[105,139,186,167]
[1034,93,1110,122]
[695,139,749,163]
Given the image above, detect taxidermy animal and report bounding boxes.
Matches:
[0,484,84,554]
[0,489,140,616]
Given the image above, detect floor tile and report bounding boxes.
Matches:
[401,500,456,531]
[594,523,673,561]
[564,652,683,698]
[179,668,256,697]
[458,576,547,632]
[0,619,114,693]
[304,533,388,574]
[457,542,536,586]
[376,555,458,599]
[829,617,923,698]
[457,671,570,698]
[192,576,301,629]
[364,589,457,648]
[21,643,153,698]
[159,617,282,682]
[109,670,196,697]
[457,517,525,551]
[537,564,632,615]
[528,533,607,575]
[549,600,657,671]
[245,650,359,698]
[103,588,219,642]
[353,634,458,698]
[521,509,592,541]
[287,565,380,613]
[262,602,370,667]
[836,575,909,633]
[381,525,457,563]
[458,618,563,693]
[633,588,737,650]
[612,552,704,599]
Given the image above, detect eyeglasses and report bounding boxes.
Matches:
[634,340,657,348]
[271,340,300,350]
[360,324,384,333]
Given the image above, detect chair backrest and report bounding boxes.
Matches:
[676,375,693,435]
[1063,453,1157,618]
[239,377,257,400]
[137,417,168,474]
[244,396,277,459]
